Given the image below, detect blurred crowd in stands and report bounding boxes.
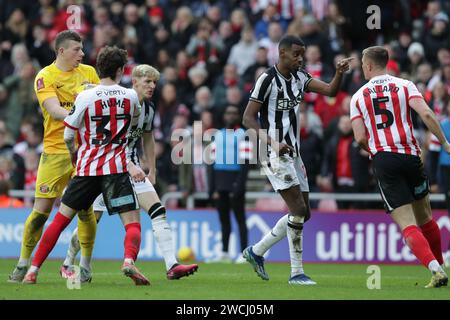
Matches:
[0,0,449,209]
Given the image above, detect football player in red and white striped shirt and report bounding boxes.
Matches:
[65,85,139,175]
[351,46,450,288]
[60,64,198,281]
[23,46,149,285]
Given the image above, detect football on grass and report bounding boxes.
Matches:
[177,246,195,262]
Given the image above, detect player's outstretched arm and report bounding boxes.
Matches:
[306,57,353,97]
[351,117,369,152]
[410,97,450,154]
[43,97,69,120]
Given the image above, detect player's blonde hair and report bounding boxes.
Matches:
[132,64,160,81]
[362,46,388,69]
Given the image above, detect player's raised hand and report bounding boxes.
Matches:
[336,57,353,74]
[272,141,295,156]
[70,151,77,167]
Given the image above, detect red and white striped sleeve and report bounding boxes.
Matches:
[350,93,363,122]
[406,81,423,101]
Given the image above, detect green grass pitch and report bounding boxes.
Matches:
[0,259,448,300]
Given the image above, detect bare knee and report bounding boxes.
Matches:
[290,202,308,218]
[412,197,432,226]
[120,210,140,225]
[280,187,309,219]
[391,204,417,230]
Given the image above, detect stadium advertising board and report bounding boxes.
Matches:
[0,209,448,264]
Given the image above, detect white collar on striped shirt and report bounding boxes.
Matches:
[274,65,292,81]
[369,74,390,82]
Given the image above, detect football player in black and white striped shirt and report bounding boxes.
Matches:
[60,65,198,282]
[243,35,352,285]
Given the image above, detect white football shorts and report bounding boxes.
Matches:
[261,154,309,192]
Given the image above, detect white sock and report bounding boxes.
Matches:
[253,214,288,256]
[80,256,92,272]
[124,258,134,265]
[63,227,80,266]
[287,215,304,277]
[152,215,178,270]
[428,260,444,273]
[29,265,39,273]
[18,258,30,267]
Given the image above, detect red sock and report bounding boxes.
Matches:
[31,212,71,268]
[420,220,444,265]
[402,225,436,268]
[124,222,141,261]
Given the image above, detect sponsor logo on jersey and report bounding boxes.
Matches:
[128,127,143,139]
[276,92,303,111]
[60,102,74,109]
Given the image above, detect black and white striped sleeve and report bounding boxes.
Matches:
[249,72,273,104]
[297,69,313,92]
[144,102,156,133]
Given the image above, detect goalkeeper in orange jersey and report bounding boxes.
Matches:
[8,30,99,283]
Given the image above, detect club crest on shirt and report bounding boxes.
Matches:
[39,184,50,194]
[36,77,44,90]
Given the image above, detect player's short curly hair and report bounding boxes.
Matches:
[96,46,128,80]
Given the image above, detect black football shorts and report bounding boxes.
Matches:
[61,173,138,214]
[372,151,429,213]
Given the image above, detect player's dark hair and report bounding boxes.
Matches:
[278,35,305,51]
[55,30,82,52]
[96,46,128,80]
[362,46,389,69]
